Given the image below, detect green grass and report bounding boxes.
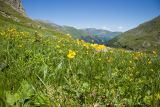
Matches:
[0,10,67,41]
[0,1,160,106]
[0,28,160,107]
[108,16,160,51]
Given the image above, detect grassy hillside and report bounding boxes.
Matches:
[0,27,160,107]
[35,20,121,44]
[108,16,160,51]
[0,0,67,38]
[34,20,88,38]
[0,1,160,107]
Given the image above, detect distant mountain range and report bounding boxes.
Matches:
[108,16,160,51]
[80,28,121,44]
[36,20,122,44]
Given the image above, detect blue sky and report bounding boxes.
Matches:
[22,0,160,32]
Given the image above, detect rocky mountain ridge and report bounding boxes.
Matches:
[2,0,26,16]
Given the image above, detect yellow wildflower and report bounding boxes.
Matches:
[67,50,76,59]
[134,56,138,60]
[66,34,72,38]
[129,61,132,64]
[66,34,70,36]
[97,58,102,61]
[92,40,94,43]
[148,60,152,64]
[76,39,80,45]
[81,40,85,43]
[90,44,98,48]
[91,44,106,51]
[58,40,61,43]
[96,45,106,51]
[56,45,60,49]
[83,43,89,49]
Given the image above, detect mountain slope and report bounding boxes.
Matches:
[35,20,121,44]
[0,0,67,38]
[108,16,160,51]
[59,27,121,44]
[80,28,121,44]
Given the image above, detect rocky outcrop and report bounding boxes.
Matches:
[3,0,26,16]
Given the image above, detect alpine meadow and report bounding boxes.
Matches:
[0,0,160,107]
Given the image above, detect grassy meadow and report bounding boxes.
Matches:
[0,28,160,107]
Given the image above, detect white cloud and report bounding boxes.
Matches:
[102,26,111,30]
[102,26,107,29]
[118,26,123,30]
